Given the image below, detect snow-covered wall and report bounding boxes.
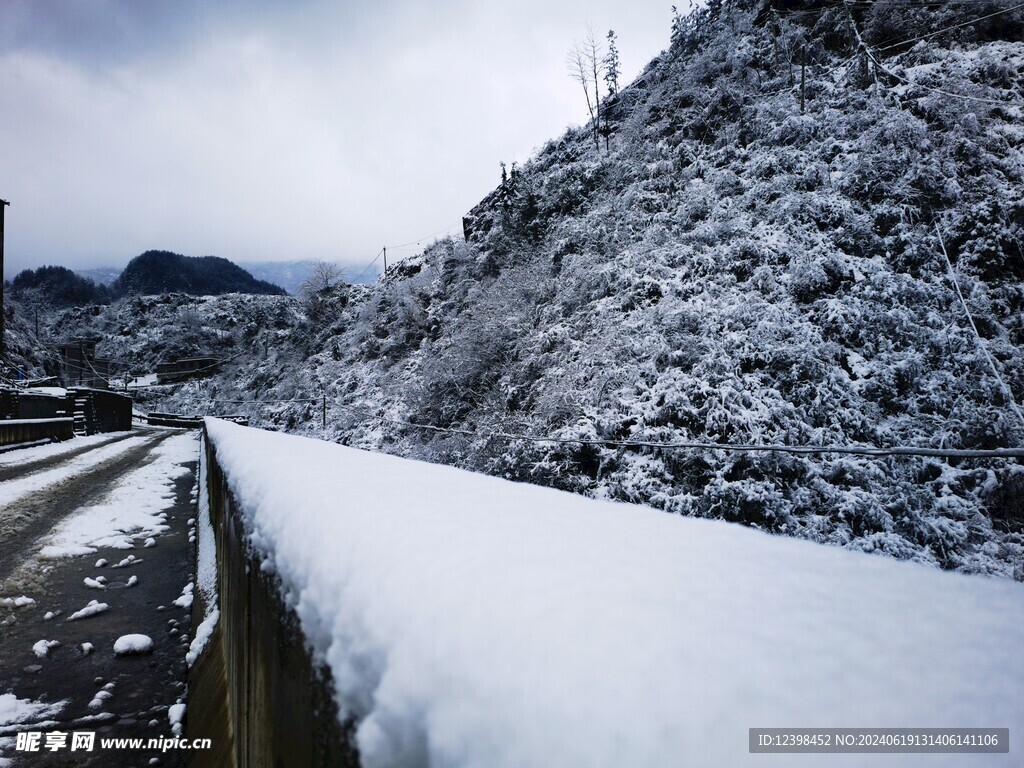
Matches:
[202,418,1024,768]
[189,427,352,768]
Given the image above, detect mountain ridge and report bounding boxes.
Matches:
[114,250,287,297]
[11,250,287,307]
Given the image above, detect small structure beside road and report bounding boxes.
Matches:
[0,385,132,442]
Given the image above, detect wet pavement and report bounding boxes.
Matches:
[0,430,199,767]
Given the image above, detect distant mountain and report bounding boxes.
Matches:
[75,267,122,286]
[240,260,371,293]
[114,250,286,297]
[238,261,316,294]
[11,265,111,307]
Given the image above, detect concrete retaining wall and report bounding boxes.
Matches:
[188,432,358,768]
[0,417,74,447]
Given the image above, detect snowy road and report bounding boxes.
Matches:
[0,433,145,484]
[0,429,200,767]
[0,433,159,580]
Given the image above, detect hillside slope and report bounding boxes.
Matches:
[114,250,286,296]
[59,0,1024,578]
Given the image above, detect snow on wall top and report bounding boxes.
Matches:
[204,418,1024,768]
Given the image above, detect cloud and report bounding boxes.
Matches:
[0,0,672,275]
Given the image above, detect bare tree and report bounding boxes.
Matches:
[300,260,345,297]
[586,27,603,146]
[567,27,605,152]
[299,260,346,321]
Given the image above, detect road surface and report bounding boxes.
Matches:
[0,428,200,767]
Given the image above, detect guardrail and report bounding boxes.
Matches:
[187,428,354,768]
[147,413,249,429]
[0,417,75,448]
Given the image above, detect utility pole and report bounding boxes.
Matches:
[0,199,8,362]
[383,246,387,274]
[800,44,807,115]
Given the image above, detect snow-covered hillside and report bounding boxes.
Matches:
[2,297,62,379]
[50,0,1024,578]
[205,418,1024,768]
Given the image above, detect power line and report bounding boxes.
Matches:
[210,397,321,404]
[778,0,1020,18]
[347,248,384,284]
[845,1,1016,105]
[383,417,1024,458]
[387,218,465,251]
[935,224,1024,432]
[182,395,1024,460]
[884,64,1012,104]
[875,1,1024,52]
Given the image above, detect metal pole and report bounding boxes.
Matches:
[0,199,8,362]
[800,45,806,115]
[383,246,387,274]
[322,391,327,429]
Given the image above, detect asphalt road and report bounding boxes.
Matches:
[0,429,199,768]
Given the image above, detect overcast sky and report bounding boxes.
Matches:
[0,0,673,276]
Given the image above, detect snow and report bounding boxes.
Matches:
[187,434,220,667]
[126,575,138,587]
[186,608,220,668]
[2,596,35,608]
[37,433,197,558]
[206,418,1024,768]
[0,437,150,511]
[83,577,106,589]
[168,702,186,737]
[172,582,193,609]
[128,373,158,388]
[81,642,94,655]
[113,634,153,656]
[0,432,129,469]
[95,558,108,567]
[0,417,71,426]
[144,537,157,548]
[31,639,60,658]
[67,600,109,621]
[0,693,66,729]
[87,690,112,710]
[22,387,67,397]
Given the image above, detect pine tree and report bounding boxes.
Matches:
[604,30,620,97]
